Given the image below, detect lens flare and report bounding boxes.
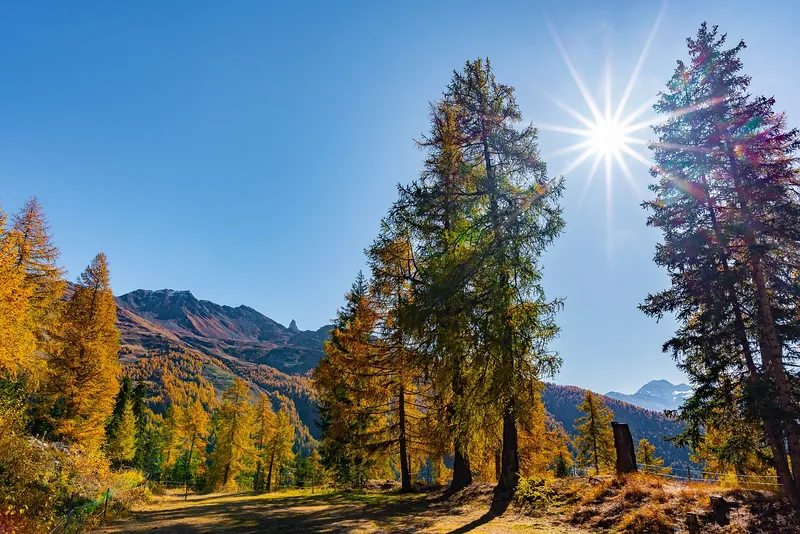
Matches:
[538,2,668,257]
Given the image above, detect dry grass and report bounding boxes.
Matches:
[568,472,800,533]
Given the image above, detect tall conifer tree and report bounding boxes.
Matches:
[209,378,254,490]
[315,272,381,488]
[45,253,120,448]
[574,392,615,475]
[390,100,480,490]
[0,206,35,380]
[445,59,564,494]
[642,23,800,505]
[253,393,276,492]
[181,398,210,494]
[10,197,65,336]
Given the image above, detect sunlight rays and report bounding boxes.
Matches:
[539,3,669,259]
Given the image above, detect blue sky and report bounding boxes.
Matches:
[2,1,798,394]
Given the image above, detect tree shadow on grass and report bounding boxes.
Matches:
[98,491,437,534]
[444,494,511,534]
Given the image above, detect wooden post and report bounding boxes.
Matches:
[686,512,701,533]
[102,488,110,524]
[710,495,731,526]
[611,422,637,474]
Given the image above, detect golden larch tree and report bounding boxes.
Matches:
[181,398,210,492]
[253,393,276,492]
[209,378,254,490]
[574,391,615,475]
[264,408,295,492]
[46,253,120,449]
[0,206,36,379]
[10,197,65,335]
[160,404,184,475]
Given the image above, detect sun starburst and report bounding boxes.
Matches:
[539,3,668,242]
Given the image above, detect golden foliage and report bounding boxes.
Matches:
[207,378,256,491]
[574,391,615,474]
[45,253,121,448]
[0,213,36,380]
[9,197,66,337]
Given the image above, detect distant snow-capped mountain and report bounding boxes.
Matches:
[605,379,692,412]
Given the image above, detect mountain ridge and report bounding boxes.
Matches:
[116,288,333,374]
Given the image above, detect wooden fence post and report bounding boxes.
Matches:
[611,422,637,475]
[102,488,110,524]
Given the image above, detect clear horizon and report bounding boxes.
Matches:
[3,0,799,395]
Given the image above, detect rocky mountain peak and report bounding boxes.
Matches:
[605,379,692,412]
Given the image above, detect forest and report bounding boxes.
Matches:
[0,20,799,534]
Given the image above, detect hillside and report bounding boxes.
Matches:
[542,383,689,467]
[115,288,328,449]
[117,289,332,374]
[114,288,689,466]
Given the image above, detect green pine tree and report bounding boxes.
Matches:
[641,22,800,507]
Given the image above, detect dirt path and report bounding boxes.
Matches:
[95,488,587,533]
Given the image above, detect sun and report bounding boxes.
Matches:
[589,118,627,156]
[538,2,668,213]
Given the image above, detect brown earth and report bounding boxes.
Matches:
[95,487,586,534]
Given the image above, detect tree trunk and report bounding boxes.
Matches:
[723,137,800,502]
[451,447,472,491]
[184,433,195,502]
[496,400,520,493]
[699,174,799,507]
[450,370,472,490]
[398,383,412,492]
[223,463,230,487]
[254,461,262,492]
[266,450,275,492]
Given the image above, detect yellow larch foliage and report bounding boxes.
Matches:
[518,389,572,477]
[45,253,121,449]
[10,197,65,335]
[160,404,184,474]
[181,397,211,481]
[0,207,36,380]
[263,408,295,491]
[253,392,276,491]
[106,400,137,463]
[208,378,255,491]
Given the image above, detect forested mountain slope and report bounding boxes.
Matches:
[542,384,689,467]
[114,288,688,465]
[114,289,326,449]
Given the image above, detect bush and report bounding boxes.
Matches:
[514,476,556,509]
[618,502,675,533]
[0,407,150,532]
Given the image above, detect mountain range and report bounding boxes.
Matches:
[114,288,689,465]
[605,379,693,412]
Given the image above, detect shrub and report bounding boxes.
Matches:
[515,476,556,509]
[618,502,675,533]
